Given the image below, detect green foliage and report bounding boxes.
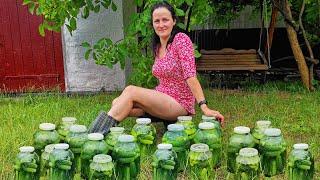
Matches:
[22,0,117,36]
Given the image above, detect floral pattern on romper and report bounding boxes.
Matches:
[152,32,196,114]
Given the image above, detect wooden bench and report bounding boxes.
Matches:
[196,48,269,72]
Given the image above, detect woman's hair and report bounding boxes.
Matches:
[151,1,183,57]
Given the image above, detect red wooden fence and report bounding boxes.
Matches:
[0,0,65,93]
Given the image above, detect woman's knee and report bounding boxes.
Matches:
[122,85,139,98]
[111,97,119,106]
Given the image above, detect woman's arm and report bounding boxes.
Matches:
[186,76,225,124]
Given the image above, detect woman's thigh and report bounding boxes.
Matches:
[125,86,188,120]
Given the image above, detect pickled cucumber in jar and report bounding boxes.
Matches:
[113,135,140,180]
[89,154,115,180]
[14,146,40,180]
[131,118,156,159]
[48,143,74,180]
[235,148,260,180]
[105,127,125,153]
[57,117,77,142]
[40,144,55,179]
[288,143,314,180]
[152,143,178,180]
[176,116,196,140]
[66,125,88,178]
[251,120,271,145]
[260,128,286,177]
[81,133,108,179]
[194,122,222,167]
[162,124,190,172]
[188,143,214,180]
[33,123,60,155]
[227,126,255,173]
[201,115,222,136]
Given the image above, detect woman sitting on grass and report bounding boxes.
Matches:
[88,1,224,134]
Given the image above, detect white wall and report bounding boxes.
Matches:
[62,0,129,92]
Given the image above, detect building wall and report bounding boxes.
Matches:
[62,0,130,92]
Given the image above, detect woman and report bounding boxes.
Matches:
[89,1,224,135]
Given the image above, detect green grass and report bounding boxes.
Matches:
[1,83,319,179]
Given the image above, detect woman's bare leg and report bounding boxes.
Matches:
[112,97,145,117]
[108,85,188,121]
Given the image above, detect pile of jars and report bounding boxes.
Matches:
[14,116,314,180]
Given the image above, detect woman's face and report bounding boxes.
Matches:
[152,7,176,40]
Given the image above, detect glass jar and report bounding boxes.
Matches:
[176,116,196,140]
[81,133,109,179]
[188,143,214,180]
[227,126,255,173]
[89,154,115,180]
[162,124,190,172]
[251,120,271,145]
[14,146,40,180]
[235,148,260,180]
[66,125,88,177]
[260,128,286,177]
[288,143,314,180]
[131,118,156,159]
[201,115,222,136]
[40,144,55,179]
[33,123,60,155]
[152,143,178,180]
[113,135,140,180]
[105,127,125,153]
[49,143,74,180]
[194,122,222,167]
[57,117,77,142]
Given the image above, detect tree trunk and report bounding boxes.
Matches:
[265,4,278,57]
[284,0,310,90]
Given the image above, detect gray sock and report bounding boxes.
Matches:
[88,111,119,135]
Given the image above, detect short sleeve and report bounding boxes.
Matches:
[173,33,196,80]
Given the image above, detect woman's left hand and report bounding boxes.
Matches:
[200,105,225,126]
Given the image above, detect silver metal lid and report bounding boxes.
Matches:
[88,133,104,141]
[93,154,112,163]
[234,126,250,134]
[177,116,192,121]
[167,124,184,131]
[19,146,35,153]
[110,127,125,133]
[118,135,134,142]
[136,118,151,125]
[39,123,56,131]
[54,143,69,150]
[256,120,271,127]
[44,144,55,153]
[201,115,216,120]
[190,143,210,153]
[198,122,215,130]
[157,143,172,150]
[239,148,258,157]
[264,128,281,136]
[293,143,309,150]
[69,125,87,133]
[62,117,77,123]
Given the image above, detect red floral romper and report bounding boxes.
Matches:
[152,32,196,114]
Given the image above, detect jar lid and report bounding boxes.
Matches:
[110,127,125,133]
[264,128,281,136]
[54,143,69,150]
[202,115,216,120]
[256,120,271,127]
[239,148,258,157]
[293,143,309,150]
[118,135,134,142]
[177,116,192,121]
[62,117,77,123]
[198,122,215,130]
[39,123,56,131]
[136,118,151,125]
[157,143,172,150]
[44,144,55,153]
[69,125,87,133]
[167,124,184,131]
[234,126,250,134]
[93,154,112,163]
[19,146,35,153]
[88,133,104,141]
[190,143,210,153]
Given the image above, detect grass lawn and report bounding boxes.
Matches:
[0,82,319,179]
